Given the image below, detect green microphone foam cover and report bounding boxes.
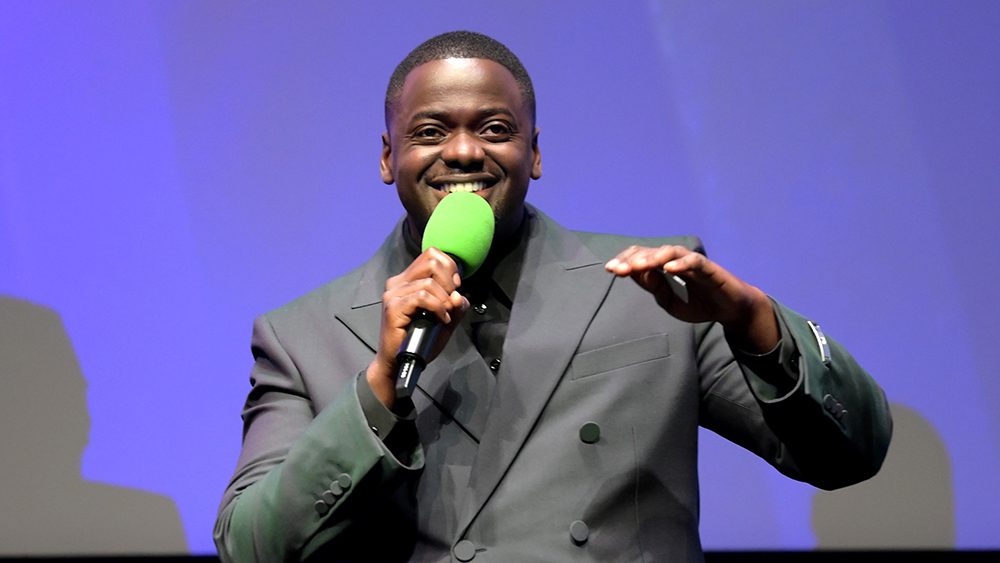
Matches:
[421,192,495,276]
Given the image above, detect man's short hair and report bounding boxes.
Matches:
[385,30,536,127]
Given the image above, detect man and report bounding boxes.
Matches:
[215,31,891,562]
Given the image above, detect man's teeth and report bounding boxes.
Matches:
[442,181,485,193]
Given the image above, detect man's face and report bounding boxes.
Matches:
[381,58,541,244]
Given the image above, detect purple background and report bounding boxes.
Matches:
[2,1,998,554]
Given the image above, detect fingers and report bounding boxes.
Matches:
[661,248,712,279]
[382,247,463,326]
[606,245,700,277]
[386,247,461,293]
[383,282,460,325]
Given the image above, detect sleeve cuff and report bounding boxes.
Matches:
[356,371,418,458]
[729,299,802,399]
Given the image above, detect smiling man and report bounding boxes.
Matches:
[215,31,891,562]
[382,56,540,243]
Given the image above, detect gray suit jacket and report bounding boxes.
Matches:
[215,208,891,562]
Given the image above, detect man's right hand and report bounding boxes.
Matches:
[366,247,470,410]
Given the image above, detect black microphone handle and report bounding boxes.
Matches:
[395,310,442,399]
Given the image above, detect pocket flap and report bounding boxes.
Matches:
[569,333,671,380]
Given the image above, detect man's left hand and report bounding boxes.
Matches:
[605,245,779,353]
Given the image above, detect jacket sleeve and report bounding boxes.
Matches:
[213,314,423,562]
[698,299,892,490]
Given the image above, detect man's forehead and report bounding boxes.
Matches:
[401,58,518,91]
[393,58,525,117]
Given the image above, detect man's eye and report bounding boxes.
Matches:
[413,127,445,140]
[481,122,513,140]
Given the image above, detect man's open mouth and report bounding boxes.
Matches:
[438,181,486,194]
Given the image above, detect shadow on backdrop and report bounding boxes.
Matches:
[0,296,187,555]
[812,402,954,548]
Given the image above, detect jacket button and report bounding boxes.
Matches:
[489,357,502,372]
[321,490,336,504]
[822,394,836,410]
[336,473,353,490]
[329,482,343,496]
[473,303,487,314]
[313,500,329,516]
[569,520,590,545]
[453,539,477,561]
[579,421,601,444]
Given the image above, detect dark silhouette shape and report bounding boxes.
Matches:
[812,402,954,548]
[0,296,188,555]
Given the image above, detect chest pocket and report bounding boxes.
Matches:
[568,333,671,380]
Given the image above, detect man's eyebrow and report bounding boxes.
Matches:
[409,107,517,123]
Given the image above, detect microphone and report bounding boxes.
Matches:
[395,192,495,399]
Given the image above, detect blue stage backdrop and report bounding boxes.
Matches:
[2,1,998,555]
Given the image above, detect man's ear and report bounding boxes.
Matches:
[530,127,542,180]
[379,132,394,185]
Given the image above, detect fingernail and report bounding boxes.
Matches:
[665,260,678,270]
[605,259,619,269]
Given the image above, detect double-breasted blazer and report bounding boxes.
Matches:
[215,207,891,562]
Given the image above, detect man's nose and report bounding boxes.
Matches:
[441,131,485,168]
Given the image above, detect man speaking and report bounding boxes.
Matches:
[214,31,891,562]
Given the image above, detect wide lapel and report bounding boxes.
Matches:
[334,222,497,442]
[334,225,410,353]
[459,209,614,531]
